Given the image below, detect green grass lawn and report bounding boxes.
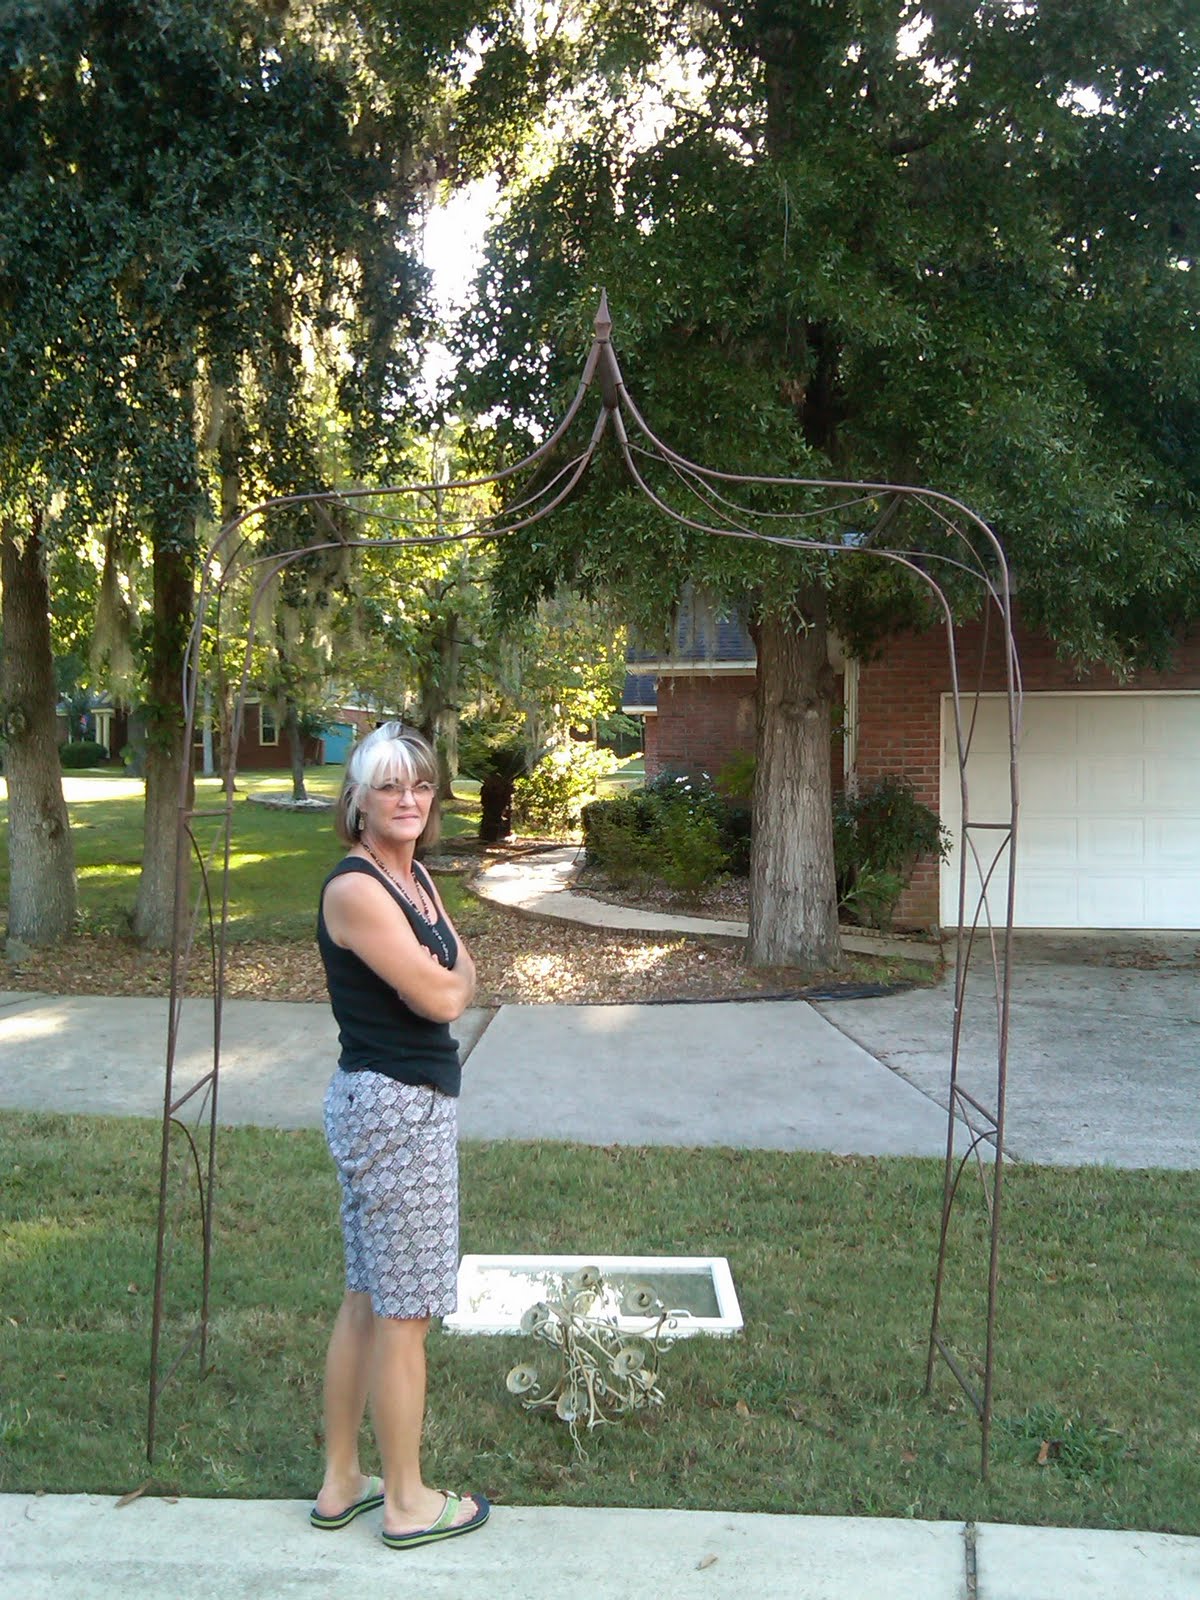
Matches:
[0,768,480,942]
[2,1111,1196,1531]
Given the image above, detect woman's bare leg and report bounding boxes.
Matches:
[371,1314,479,1534]
[314,1290,375,1515]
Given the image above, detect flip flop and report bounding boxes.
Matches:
[381,1490,491,1550]
[309,1474,385,1530]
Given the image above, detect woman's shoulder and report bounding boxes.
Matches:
[323,855,386,899]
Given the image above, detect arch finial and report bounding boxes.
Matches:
[594,289,612,341]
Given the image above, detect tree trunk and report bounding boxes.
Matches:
[200,676,215,777]
[133,535,194,948]
[218,679,237,795]
[0,513,76,946]
[748,596,842,969]
[436,613,460,798]
[284,698,308,801]
[415,613,461,798]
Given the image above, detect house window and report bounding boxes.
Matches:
[260,705,279,746]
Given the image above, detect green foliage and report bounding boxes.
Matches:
[595,708,643,754]
[839,866,907,931]
[58,741,108,770]
[580,802,660,890]
[458,711,529,783]
[655,803,729,896]
[583,771,744,894]
[715,752,756,804]
[511,742,617,837]
[457,0,1200,671]
[834,778,948,929]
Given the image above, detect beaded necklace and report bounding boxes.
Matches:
[359,838,452,965]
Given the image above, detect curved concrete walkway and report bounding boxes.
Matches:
[473,847,941,964]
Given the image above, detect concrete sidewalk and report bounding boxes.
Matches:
[3,1495,1197,1600]
[5,973,1197,1163]
[0,988,955,1157]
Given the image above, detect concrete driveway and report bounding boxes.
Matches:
[815,932,1200,1168]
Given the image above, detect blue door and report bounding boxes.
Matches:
[323,722,354,764]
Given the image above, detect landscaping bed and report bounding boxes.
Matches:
[2,895,929,1007]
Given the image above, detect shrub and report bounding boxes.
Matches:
[720,801,752,875]
[581,806,660,890]
[59,740,108,769]
[512,743,618,837]
[852,776,947,873]
[715,751,756,803]
[840,867,908,929]
[656,804,729,896]
[582,771,734,896]
[834,776,948,928]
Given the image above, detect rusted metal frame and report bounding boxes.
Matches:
[931,1333,984,1419]
[151,1323,206,1409]
[216,420,611,781]
[154,297,1022,1483]
[147,808,227,1456]
[168,1071,215,1118]
[183,335,607,698]
[610,446,1020,1477]
[932,590,1020,1479]
[610,357,1017,602]
[210,425,610,756]
[640,444,1013,604]
[952,1085,1000,1128]
[609,412,979,655]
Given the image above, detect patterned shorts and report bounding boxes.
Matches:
[323,1070,460,1320]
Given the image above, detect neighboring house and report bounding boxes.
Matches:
[195,701,392,772]
[55,693,129,758]
[232,699,322,770]
[624,601,1200,933]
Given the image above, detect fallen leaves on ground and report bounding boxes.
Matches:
[3,903,831,1007]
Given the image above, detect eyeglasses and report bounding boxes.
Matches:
[375,780,436,801]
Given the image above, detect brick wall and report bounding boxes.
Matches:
[856,618,1200,929]
[645,674,757,778]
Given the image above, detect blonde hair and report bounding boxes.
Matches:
[335,723,441,849]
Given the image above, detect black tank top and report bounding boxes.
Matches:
[316,856,462,1096]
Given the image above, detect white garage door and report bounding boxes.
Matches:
[940,693,1200,929]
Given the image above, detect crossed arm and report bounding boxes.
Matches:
[323,870,477,1024]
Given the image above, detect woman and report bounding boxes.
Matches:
[310,723,489,1550]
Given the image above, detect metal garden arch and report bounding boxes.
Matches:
[150,294,1021,1477]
